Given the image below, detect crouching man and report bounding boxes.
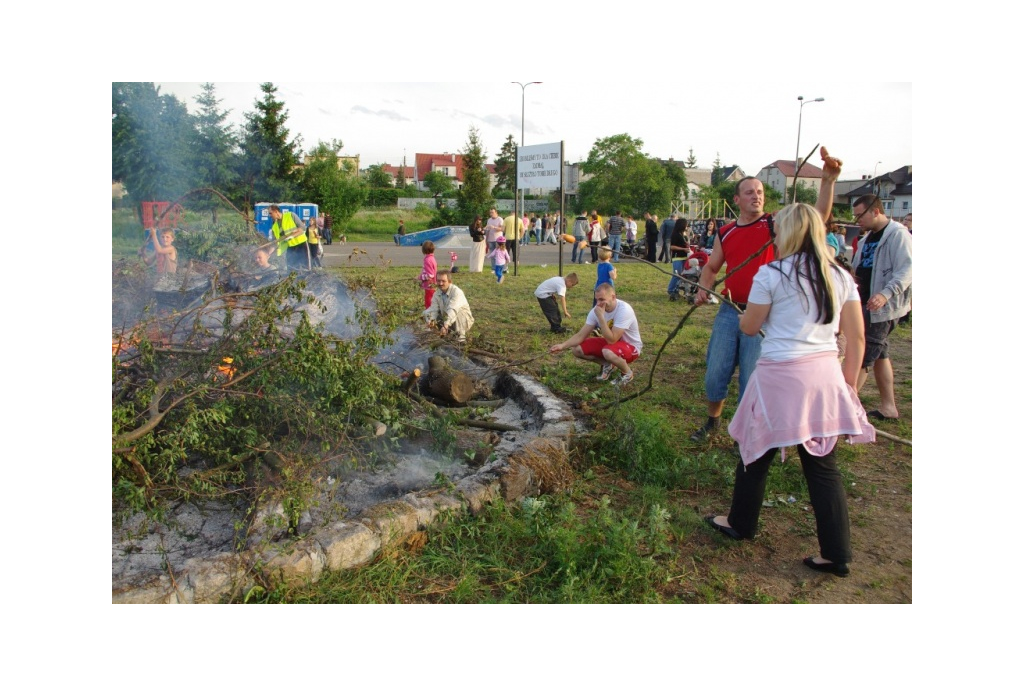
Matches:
[423,269,474,342]
[549,282,642,386]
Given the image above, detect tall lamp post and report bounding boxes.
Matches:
[792,95,824,203]
[512,81,541,147]
[511,82,541,275]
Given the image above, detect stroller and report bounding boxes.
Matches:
[668,247,709,303]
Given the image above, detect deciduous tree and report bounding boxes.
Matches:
[366,164,393,189]
[577,134,683,217]
[423,171,455,198]
[298,141,368,222]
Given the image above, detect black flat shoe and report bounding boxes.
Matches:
[705,516,744,541]
[803,557,850,577]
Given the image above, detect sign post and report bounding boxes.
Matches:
[515,142,563,277]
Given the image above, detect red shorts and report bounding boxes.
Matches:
[578,337,639,363]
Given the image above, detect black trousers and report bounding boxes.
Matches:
[537,296,563,331]
[727,444,851,564]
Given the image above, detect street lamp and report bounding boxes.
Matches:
[792,95,824,203]
[873,161,882,178]
[512,81,542,146]
[511,82,541,276]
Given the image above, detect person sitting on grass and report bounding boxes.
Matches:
[423,269,474,343]
[549,282,641,387]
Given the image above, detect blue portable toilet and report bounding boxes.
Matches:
[295,203,319,224]
[254,202,273,238]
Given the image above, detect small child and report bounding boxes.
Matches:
[307,220,323,268]
[486,236,510,284]
[420,240,438,308]
[593,245,617,306]
[254,245,275,270]
[143,226,178,274]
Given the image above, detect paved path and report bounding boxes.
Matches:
[320,240,589,270]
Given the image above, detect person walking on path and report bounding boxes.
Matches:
[484,208,504,266]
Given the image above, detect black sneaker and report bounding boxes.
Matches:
[690,419,721,442]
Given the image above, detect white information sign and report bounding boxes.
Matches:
[516,142,562,190]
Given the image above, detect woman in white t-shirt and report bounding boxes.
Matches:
[705,203,875,579]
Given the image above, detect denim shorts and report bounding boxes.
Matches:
[705,303,762,402]
[862,308,895,367]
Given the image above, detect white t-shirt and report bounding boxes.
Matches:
[534,276,567,299]
[586,299,642,352]
[748,255,859,361]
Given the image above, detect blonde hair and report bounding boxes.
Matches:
[771,203,841,324]
[598,246,612,261]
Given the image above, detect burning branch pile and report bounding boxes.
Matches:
[111,272,406,522]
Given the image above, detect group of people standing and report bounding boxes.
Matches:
[689,148,910,579]
[429,146,912,579]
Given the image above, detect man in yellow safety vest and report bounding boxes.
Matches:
[268,204,310,271]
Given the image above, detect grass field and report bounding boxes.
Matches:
[250,259,912,604]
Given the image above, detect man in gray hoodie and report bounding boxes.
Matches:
[850,194,912,421]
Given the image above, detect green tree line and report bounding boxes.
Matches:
[114,83,750,229]
[112,82,367,224]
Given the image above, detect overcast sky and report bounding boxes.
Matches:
[156,82,911,182]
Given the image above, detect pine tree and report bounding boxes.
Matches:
[237,82,301,208]
[685,147,698,168]
[112,82,193,215]
[456,127,493,224]
[494,134,517,192]
[190,82,239,221]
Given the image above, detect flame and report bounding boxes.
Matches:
[217,357,236,380]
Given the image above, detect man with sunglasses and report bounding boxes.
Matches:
[850,194,912,421]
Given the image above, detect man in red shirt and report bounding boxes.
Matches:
[690,150,843,442]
